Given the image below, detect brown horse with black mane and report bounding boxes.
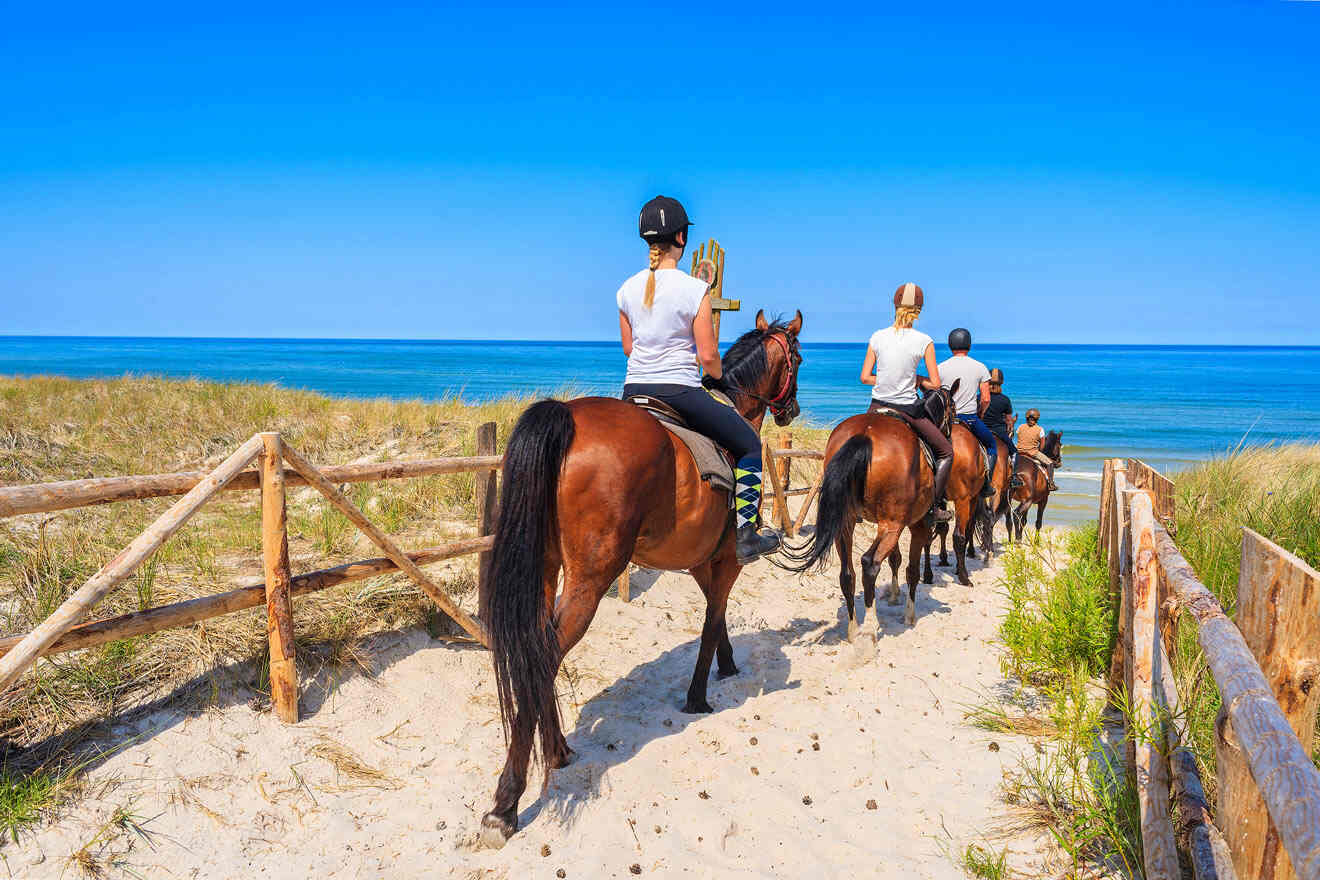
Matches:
[1009,430,1063,539]
[478,310,803,845]
[783,382,956,635]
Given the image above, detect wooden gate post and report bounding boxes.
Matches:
[475,422,497,602]
[1217,529,1320,880]
[259,433,298,723]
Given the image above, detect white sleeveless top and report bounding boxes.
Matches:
[868,326,933,405]
[617,267,709,386]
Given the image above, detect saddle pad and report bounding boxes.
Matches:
[869,407,935,473]
[656,421,736,495]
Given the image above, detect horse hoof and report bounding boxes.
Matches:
[886,595,900,607]
[548,745,576,769]
[958,575,972,587]
[922,573,933,585]
[716,664,740,680]
[682,698,715,714]
[904,605,916,626]
[847,619,859,642]
[479,812,517,849]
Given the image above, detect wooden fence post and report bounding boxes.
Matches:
[1099,458,1115,554]
[1129,493,1180,879]
[763,440,791,534]
[259,433,298,724]
[475,422,497,603]
[1217,529,1320,880]
[1107,464,1131,696]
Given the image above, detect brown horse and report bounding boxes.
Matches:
[783,382,956,635]
[921,432,1013,581]
[478,310,803,845]
[1009,430,1063,540]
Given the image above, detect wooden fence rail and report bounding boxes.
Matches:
[1103,457,1320,880]
[0,427,504,723]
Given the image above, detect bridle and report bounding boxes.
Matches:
[739,331,801,418]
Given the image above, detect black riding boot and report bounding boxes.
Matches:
[736,524,781,565]
[931,456,954,522]
[980,456,997,498]
[1046,464,1059,492]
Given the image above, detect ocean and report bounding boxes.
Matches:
[3,337,1319,526]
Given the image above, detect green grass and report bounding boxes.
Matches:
[0,764,81,844]
[958,843,1010,879]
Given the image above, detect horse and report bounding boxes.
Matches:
[920,432,1013,581]
[478,310,803,845]
[1009,430,1063,540]
[781,382,956,635]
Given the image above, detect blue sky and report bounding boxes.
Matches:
[2,2,1317,344]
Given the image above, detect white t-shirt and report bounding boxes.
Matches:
[939,354,991,415]
[868,326,933,405]
[617,268,709,386]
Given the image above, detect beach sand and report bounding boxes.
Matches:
[10,525,1058,879]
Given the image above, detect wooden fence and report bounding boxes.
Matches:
[0,425,502,724]
[1101,458,1320,880]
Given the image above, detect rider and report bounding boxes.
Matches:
[1016,408,1060,491]
[939,329,997,499]
[618,195,780,564]
[983,368,1026,490]
[860,283,954,522]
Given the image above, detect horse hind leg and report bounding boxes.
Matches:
[937,521,950,566]
[836,525,860,641]
[905,523,933,625]
[685,541,741,712]
[861,527,901,627]
[952,499,973,586]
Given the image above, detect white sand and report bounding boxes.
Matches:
[11,527,1055,879]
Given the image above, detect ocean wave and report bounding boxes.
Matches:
[1058,470,1101,481]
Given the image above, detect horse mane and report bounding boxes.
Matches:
[1042,430,1063,456]
[720,319,791,394]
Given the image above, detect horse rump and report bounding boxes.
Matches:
[481,398,574,766]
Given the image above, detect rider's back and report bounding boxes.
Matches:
[617,268,709,386]
[868,326,932,404]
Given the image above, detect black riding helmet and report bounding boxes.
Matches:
[639,195,691,243]
[948,328,972,351]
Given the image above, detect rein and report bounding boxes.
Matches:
[737,332,799,417]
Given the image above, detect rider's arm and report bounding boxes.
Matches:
[1006,412,1017,434]
[978,381,990,416]
[618,311,633,358]
[692,293,722,379]
[918,342,942,391]
[859,347,877,386]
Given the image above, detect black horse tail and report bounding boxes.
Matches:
[481,399,574,767]
[779,435,872,572]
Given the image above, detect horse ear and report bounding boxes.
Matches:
[787,310,803,335]
[949,378,961,395]
[755,309,769,331]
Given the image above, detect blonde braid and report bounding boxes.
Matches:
[893,305,921,329]
[642,243,664,309]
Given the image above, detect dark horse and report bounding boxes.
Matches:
[921,432,1013,581]
[1009,431,1063,540]
[478,310,803,845]
[783,382,956,636]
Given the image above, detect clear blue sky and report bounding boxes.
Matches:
[3,2,1317,344]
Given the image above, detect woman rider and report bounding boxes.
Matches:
[618,195,781,564]
[859,283,954,522]
[1016,408,1060,491]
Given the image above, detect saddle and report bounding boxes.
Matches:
[869,406,936,473]
[625,392,736,495]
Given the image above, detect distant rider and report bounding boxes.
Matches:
[860,283,954,522]
[938,329,996,499]
[1016,408,1059,491]
[617,195,780,564]
[983,368,1025,490]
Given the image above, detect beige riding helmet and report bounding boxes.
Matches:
[893,282,923,308]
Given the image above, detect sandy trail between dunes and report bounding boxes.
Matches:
[12,525,1059,879]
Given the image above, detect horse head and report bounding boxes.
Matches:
[921,378,959,439]
[722,309,804,428]
[1042,430,1064,467]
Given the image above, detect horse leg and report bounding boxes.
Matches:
[837,523,859,641]
[861,527,901,631]
[953,497,973,586]
[684,539,741,713]
[920,533,933,584]
[905,522,932,625]
[690,552,740,681]
[937,521,950,566]
[1035,494,1049,534]
[886,545,903,601]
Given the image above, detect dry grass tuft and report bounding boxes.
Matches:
[307,736,398,791]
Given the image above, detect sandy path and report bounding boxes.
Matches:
[12,528,1049,879]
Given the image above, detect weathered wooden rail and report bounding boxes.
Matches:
[1102,458,1320,880]
[0,425,503,723]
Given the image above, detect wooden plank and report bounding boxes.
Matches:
[617,566,631,603]
[0,536,494,660]
[260,434,298,724]
[1152,523,1320,880]
[1156,641,1239,880]
[474,422,498,603]
[1127,458,1176,526]
[762,439,791,534]
[0,434,265,694]
[1107,465,1130,695]
[768,449,824,461]
[0,454,504,519]
[1216,529,1320,880]
[791,469,825,538]
[1128,492,1181,880]
[1099,458,1115,554]
[280,442,490,648]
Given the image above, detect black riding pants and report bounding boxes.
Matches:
[868,399,954,459]
[623,383,761,462]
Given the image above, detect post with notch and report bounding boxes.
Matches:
[260,432,299,723]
